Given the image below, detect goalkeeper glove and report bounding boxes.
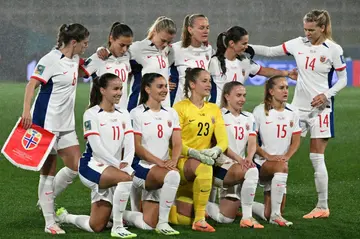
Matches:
[188,148,215,165]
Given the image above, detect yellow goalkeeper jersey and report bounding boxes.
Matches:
[173,98,228,156]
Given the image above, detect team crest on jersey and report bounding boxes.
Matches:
[246,123,250,131]
[211,116,215,124]
[242,69,246,77]
[167,120,172,128]
[122,122,126,130]
[320,56,326,63]
[290,120,294,128]
[22,129,42,150]
[205,54,209,61]
[84,120,91,130]
[35,64,45,75]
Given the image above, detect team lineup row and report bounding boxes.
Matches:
[19,9,347,237]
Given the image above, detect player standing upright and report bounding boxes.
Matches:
[123,73,182,235]
[82,22,133,109]
[169,14,213,105]
[21,23,89,234]
[57,73,136,238]
[171,68,228,232]
[252,76,301,226]
[209,26,297,106]
[251,9,347,218]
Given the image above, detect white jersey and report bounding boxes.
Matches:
[130,104,181,167]
[282,37,346,111]
[253,103,301,156]
[82,49,131,109]
[128,39,172,109]
[209,56,261,106]
[83,105,133,165]
[169,41,213,104]
[222,108,256,158]
[31,49,80,131]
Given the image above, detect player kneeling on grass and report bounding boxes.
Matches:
[122,73,182,236]
[56,73,136,238]
[251,76,301,227]
[206,81,263,228]
[170,68,229,232]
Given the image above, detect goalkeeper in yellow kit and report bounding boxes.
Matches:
[170,67,228,232]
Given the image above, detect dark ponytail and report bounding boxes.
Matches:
[108,22,133,47]
[139,73,164,105]
[56,23,89,49]
[89,73,119,108]
[214,26,248,75]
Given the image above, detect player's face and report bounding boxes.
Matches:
[146,76,168,102]
[109,36,133,57]
[73,37,89,55]
[190,71,211,98]
[270,78,288,103]
[152,31,175,50]
[231,35,249,55]
[101,78,123,105]
[188,17,210,43]
[303,21,325,43]
[226,85,246,111]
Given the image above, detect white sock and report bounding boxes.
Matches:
[39,175,55,227]
[206,202,233,223]
[208,187,218,203]
[123,211,153,230]
[270,172,287,217]
[130,184,142,211]
[158,170,180,226]
[252,202,267,221]
[112,181,132,229]
[53,167,78,198]
[240,168,258,219]
[65,214,93,232]
[310,153,328,209]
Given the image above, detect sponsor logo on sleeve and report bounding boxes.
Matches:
[84,120,91,130]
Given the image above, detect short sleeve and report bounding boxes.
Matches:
[252,106,261,132]
[292,111,302,135]
[130,108,142,136]
[81,53,101,77]
[129,43,139,61]
[331,45,346,71]
[170,108,181,131]
[173,102,185,128]
[83,110,100,139]
[122,111,134,135]
[31,55,55,84]
[248,113,257,136]
[248,59,261,76]
[209,57,221,78]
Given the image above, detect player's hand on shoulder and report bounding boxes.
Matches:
[97,47,109,60]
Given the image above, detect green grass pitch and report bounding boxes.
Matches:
[0,82,359,238]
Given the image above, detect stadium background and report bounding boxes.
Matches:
[0,0,359,84]
[1,1,360,238]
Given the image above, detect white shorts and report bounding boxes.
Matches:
[298,107,334,138]
[50,130,79,155]
[132,163,160,202]
[78,157,114,204]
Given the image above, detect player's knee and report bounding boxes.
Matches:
[218,213,234,223]
[244,167,259,181]
[90,221,106,233]
[278,162,288,173]
[164,170,180,187]
[194,163,213,180]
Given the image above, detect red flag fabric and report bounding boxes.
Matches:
[1,118,56,171]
